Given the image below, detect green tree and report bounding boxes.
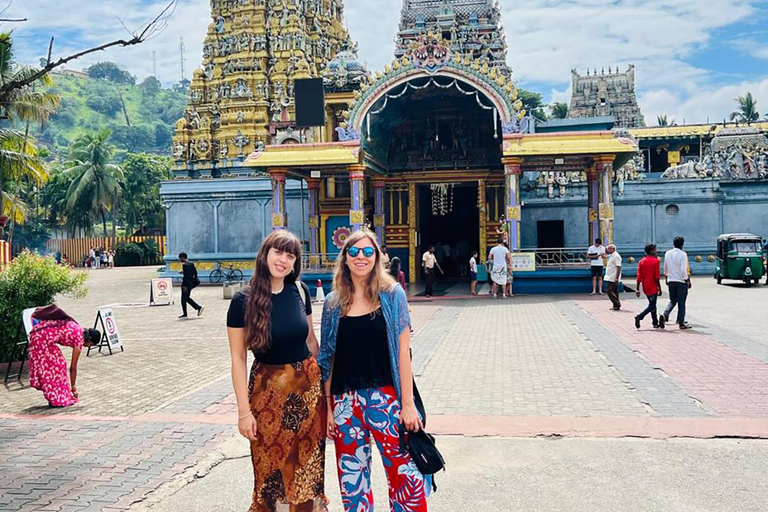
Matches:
[657,115,669,126]
[140,76,162,95]
[550,102,569,119]
[730,92,760,123]
[518,88,548,121]
[86,61,136,85]
[64,129,124,244]
[0,33,57,238]
[111,125,155,153]
[119,153,170,234]
[86,91,122,117]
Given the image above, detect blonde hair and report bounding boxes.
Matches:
[332,229,396,316]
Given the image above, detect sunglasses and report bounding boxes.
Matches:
[347,246,376,258]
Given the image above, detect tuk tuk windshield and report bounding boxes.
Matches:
[730,241,762,254]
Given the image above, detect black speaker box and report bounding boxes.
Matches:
[294,78,325,128]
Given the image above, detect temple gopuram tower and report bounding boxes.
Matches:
[396,0,510,75]
[569,65,645,128]
[171,0,351,178]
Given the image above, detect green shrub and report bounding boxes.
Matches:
[114,239,161,267]
[0,251,88,363]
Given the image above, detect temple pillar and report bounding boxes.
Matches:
[502,157,523,250]
[347,165,366,232]
[478,179,487,263]
[595,155,616,245]
[306,178,321,257]
[372,178,386,245]
[408,182,417,282]
[586,166,600,244]
[269,168,287,230]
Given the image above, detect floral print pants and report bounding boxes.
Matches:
[332,386,428,512]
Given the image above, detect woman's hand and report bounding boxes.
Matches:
[71,387,78,399]
[326,403,337,439]
[238,413,258,441]
[400,403,423,433]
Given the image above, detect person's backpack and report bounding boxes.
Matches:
[296,280,310,307]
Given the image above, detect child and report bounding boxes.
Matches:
[469,250,478,295]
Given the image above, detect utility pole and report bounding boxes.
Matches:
[152,51,157,78]
[179,38,186,83]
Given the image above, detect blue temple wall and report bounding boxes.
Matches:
[159,178,309,282]
[520,177,768,276]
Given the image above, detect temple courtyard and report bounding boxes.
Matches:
[2,267,768,511]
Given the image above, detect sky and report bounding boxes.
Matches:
[5,0,768,125]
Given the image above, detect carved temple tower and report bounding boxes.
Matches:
[569,65,645,128]
[171,0,352,178]
[396,0,510,75]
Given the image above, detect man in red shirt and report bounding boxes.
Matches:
[635,244,665,329]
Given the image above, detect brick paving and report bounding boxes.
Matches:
[3,270,768,510]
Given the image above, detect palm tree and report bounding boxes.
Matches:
[730,92,760,123]
[550,102,569,119]
[64,129,123,244]
[657,115,669,127]
[0,32,58,238]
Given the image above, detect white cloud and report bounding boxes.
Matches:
[5,0,768,124]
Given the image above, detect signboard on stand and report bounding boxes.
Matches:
[150,278,174,306]
[87,308,124,356]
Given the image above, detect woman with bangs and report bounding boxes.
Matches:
[318,229,429,512]
[226,230,328,512]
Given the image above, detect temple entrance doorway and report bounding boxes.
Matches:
[417,182,479,280]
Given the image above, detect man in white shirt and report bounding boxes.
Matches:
[587,238,606,295]
[604,244,622,310]
[422,245,443,298]
[663,236,692,329]
[489,238,510,298]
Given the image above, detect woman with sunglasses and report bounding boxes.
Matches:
[227,230,328,512]
[318,229,428,512]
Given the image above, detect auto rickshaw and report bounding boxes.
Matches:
[714,233,765,285]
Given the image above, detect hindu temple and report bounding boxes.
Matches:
[161,0,768,293]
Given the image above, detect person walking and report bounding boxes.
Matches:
[663,236,693,329]
[389,256,407,291]
[226,230,327,512]
[27,305,101,407]
[605,244,622,310]
[469,250,478,295]
[587,238,606,295]
[421,245,442,298]
[489,238,510,298]
[92,247,100,269]
[318,230,429,512]
[634,244,665,329]
[381,244,391,269]
[179,252,203,318]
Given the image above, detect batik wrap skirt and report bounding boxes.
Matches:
[248,357,328,512]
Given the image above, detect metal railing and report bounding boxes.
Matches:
[521,247,590,268]
[302,253,341,272]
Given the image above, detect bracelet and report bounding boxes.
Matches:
[238,411,253,420]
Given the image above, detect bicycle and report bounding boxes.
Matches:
[209,262,244,284]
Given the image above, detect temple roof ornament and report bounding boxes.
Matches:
[322,41,370,92]
[171,0,354,177]
[340,31,524,141]
[569,65,645,128]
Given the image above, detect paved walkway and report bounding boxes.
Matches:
[2,268,768,511]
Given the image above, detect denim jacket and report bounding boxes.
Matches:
[317,285,411,400]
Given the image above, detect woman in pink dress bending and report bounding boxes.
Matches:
[28,305,101,407]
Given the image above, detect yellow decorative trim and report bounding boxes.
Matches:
[196,262,215,271]
[272,213,285,228]
[503,132,637,157]
[506,205,521,221]
[629,121,768,139]
[349,210,364,225]
[169,262,182,272]
[599,203,614,220]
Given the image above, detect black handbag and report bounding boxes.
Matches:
[400,379,445,477]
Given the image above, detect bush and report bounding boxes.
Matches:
[0,251,88,363]
[114,239,162,267]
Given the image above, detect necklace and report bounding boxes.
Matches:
[272,286,284,295]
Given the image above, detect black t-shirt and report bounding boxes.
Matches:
[226,282,312,365]
[330,308,393,395]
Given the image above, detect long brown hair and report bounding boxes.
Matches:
[332,229,396,316]
[245,230,302,352]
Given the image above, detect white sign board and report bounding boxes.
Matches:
[510,252,536,272]
[99,308,123,349]
[151,278,174,304]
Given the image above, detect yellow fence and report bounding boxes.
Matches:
[0,240,10,267]
[46,236,167,262]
